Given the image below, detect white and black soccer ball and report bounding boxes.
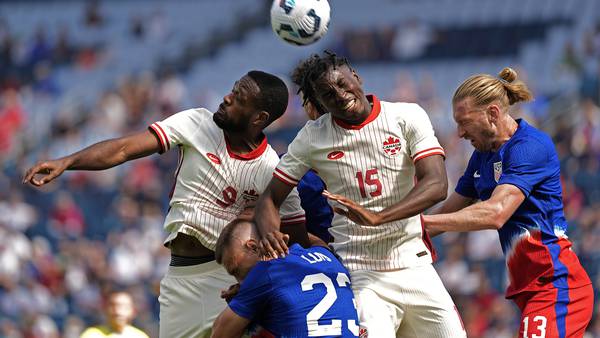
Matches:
[270,0,331,46]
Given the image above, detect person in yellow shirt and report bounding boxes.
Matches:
[80,291,149,338]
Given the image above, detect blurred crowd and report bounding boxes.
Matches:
[1,1,600,338]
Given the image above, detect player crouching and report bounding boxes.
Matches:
[211,219,360,338]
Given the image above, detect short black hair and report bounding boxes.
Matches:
[291,51,353,115]
[215,219,251,265]
[247,70,289,127]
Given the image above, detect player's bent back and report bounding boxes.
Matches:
[230,244,360,337]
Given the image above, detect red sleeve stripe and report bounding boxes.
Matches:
[274,168,299,185]
[151,123,170,151]
[413,147,445,162]
[149,124,166,153]
[274,172,297,187]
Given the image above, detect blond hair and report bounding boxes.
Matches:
[453,67,534,109]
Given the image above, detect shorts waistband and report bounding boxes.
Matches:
[170,254,215,266]
[166,259,222,277]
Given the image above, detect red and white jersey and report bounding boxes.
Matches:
[149,108,305,250]
[275,95,443,271]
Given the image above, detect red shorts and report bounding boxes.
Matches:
[513,284,593,338]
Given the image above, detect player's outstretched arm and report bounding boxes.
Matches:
[211,307,250,338]
[325,155,448,226]
[254,178,294,258]
[377,154,448,223]
[23,130,161,187]
[426,192,477,237]
[423,184,525,233]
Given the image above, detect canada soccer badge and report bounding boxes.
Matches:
[382,136,401,157]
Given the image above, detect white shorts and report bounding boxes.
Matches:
[351,264,466,338]
[158,261,236,338]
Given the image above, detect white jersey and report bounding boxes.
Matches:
[149,108,305,250]
[275,95,443,271]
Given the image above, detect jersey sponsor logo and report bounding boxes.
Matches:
[493,161,502,182]
[207,153,221,164]
[327,150,345,160]
[242,189,259,202]
[382,136,401,157]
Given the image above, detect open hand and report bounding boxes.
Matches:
[22,158,70,187]
[259,231,289,259]
[322,190,382,227]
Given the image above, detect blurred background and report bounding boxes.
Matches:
[0,0,599,337]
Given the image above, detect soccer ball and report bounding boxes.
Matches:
[270,0,331,46]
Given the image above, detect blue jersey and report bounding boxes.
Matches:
[455,119,590,297]
[229,244,359,337]
[298,170,333,243]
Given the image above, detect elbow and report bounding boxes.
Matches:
[429,180,448,204]
[490,218,504,230]
[487,204,505,230]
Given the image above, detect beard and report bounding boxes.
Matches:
[213,113,248,132]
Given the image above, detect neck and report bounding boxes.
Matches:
[110,323,126,333]
[224,130,264,154]
[491,116,518,151]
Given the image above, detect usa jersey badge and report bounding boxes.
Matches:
[382,136,401,157]
[494,161,502,182]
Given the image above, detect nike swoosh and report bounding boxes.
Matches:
[473,171,481,178]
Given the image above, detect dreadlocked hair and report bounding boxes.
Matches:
[291,51,352,116]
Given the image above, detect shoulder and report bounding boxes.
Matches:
[304,114,332,134]
[381,101,432,127]
[125,325,150,338]
[188,107,213,118]
[382,101,427,117]
[262,146,281,164]
[80,326,110,337]
[506,124,554,159]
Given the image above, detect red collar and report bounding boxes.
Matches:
[333,94,381,130]
[225,134,268,160]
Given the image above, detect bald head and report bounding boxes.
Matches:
[215,219,258,264]
[215,219,262,281]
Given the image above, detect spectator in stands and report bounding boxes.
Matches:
[83,0,104,28]
[391,18,433,61]
[80,290,149,338]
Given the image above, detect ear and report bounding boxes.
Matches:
[245,239,259,253]
[487,104,501,124]
[254,110,270,127]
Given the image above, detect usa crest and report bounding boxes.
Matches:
[382,136,401,157]
[493,161,502,182]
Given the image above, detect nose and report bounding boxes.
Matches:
[333,88,348,105]
[223,93,233,105]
